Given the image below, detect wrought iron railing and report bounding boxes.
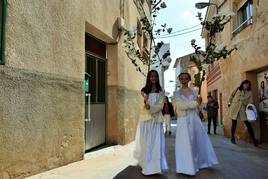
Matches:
[232,16,253,36]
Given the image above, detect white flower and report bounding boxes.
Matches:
[127,26,137,38]
[128,31,136,39]
[202,63,209,70]
[215,43,226,51]
[213,13,223,18]
[225,12,236,17]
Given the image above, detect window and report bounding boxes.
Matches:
[232,0,253,35]
[137,19,151,61]
[0,0,7,65]
[85,34,106,104]
[86,54,106,104]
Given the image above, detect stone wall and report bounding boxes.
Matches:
[1,0,85,178]
[107,86,141,145]
[0,0,150,177]
[0,68,84,178]
[206,0,268,141]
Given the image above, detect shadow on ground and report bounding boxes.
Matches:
[113,121,268,179]
[113,165,168,179]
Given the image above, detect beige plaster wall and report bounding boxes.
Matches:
[106,1,148,143]
[213,0,268,141]
[1,0,151,177]
[84,0,119,43]
[84,0,147,90]
[0,68,84,178]
[117,0,148,91]
[1,0,85,178]
[6,0,85,79]
[84,0,149,145]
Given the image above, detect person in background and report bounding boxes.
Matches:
[162,96,175,135]
[228,80,258,146]
[206,95,219,134]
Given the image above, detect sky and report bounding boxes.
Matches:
[154,0,208,95]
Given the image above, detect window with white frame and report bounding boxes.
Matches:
[233,0,253,35]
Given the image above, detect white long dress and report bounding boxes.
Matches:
[134,92,168,175]
[174,90,218,175]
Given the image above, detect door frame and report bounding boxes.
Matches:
[84,51,107,152]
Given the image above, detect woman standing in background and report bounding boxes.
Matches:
[228,80,259,146]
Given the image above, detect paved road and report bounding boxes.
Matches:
[28,121,268,179]
[114,121,268,179]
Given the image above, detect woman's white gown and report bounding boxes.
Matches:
[134,93,168,175]
[174,90,219,175]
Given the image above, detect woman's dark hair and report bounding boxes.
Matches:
[261,81,265,88]
[164,96,169,101]
[178,72,191,80]
[238,80,251,91]
[141,70,162,94]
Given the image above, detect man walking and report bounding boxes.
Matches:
[206,95,219,134]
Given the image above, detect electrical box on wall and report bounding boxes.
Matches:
[118,17,126,31]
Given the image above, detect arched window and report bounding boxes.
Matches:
[0,0,7,65]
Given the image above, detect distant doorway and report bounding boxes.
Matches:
[257,70,268,143]
[219,93,223,125]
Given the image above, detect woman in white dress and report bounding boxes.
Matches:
[134,70,168,175]
[173,73,218,176]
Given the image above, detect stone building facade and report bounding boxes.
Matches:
[203,0,268,143]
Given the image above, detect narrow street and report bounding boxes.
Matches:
[2,1,268,178]
[28,121,268,179]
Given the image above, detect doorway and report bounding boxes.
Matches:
[219,93,223,125]
[257,70,268,143]
[84,34,106,151]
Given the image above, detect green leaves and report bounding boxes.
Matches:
[202,13,233,37]
[196,12,203,21]
[190,13,238,90]
[154,25,172,36]
[167,28,173,34]
[123,0,172,75]
[191,13,237,64]
[160,2,167,8]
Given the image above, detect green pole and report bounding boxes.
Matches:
[0,0,7,65]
